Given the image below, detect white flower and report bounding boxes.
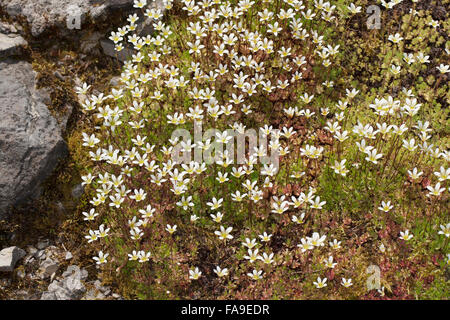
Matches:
[438,223,450,238]
[347,3,361,14]
[307,232,326,247]
[341,278,353,287]
[82,208,98,221]
[138,251,151,263]
[437,64,450,74]
[427,182,445,197]
[247,269,263,280]
[388,33,403,44]
[213,266,229,277]
[313,277,327,288]
[329,239,341,250]
[258,252,274,264]
[166,224,177,234]
[242,238,257,249]
[93,251,109,265]
[298,238,314,252]
[324,256,337,269]
[378,201,393,213]
[408,168,423,180]
[399,229,413,241]
[214,225,233,240]
[207,197,223,210]
[189,267,202,280]
[258,232,272,242]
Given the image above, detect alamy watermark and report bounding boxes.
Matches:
[366,264,381,291]
[170,121,280,173]
[66,4,82,30]
[367,5,381,30]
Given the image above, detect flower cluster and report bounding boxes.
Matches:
[74,0,448,298]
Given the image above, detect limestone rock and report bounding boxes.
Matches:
[0,246,26,272]
[40,265,88,300]
[0,0,135,37]
[0,32,27,58]
[0,59,67,217]
[39,258,59,278]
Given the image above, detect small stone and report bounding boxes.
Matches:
[45,245,59,254]
[95,292,106,300]
[64,276,86,297]
[0,21,18,34]
[93,280,111,295]
[43,280,72,300]
[0,246,26,272]
[83,289,97,300]
[34,250,46,260]
[62,265,88,281]
[36,239,50,250]
[24,255,35,265]
[26,246,37,255]
[65,251,73,260]
[93,280,102,290]
[40,258,59,278]
[41,276,86,300]
[40,291,57,300]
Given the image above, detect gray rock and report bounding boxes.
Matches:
[93,279,110,295]
[39,257,59,278]
[24,255,35,265]
[100,0,167,61]
[34,250,46,260]
[100,38,135,62]
[93,279,102,289]
[65,276,86,296]
[0,32,27,58]
[95,292,106,299]
[0,21,18,34]
[40,291,58,300]
[41,265,87,300]
[0,246,26,272]
[83,288,97,300]
[62,265,88,281]
[0,59,67,217]
[26,245,37,255]
[42,280,73,300]
[55,201,66,215]
[0,0,135,37]
[36,239,50,250]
